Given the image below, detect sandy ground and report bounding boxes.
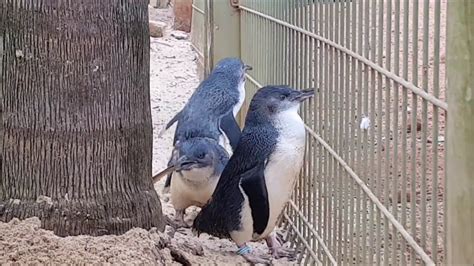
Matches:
[0,6,294,265]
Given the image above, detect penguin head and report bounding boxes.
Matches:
[249,85,314,116]
[211,57,252,84]
[173,138,228,174]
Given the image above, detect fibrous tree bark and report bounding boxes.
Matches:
[0,0,164,236]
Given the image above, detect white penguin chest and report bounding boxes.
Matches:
[233,80,245,117]
[220,80,245,156]
[170,167,218,209]
[218,130,233,156]
[260,108,306,238]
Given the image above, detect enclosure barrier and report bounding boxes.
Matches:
[190,0,208,80]
[191,0,449,265]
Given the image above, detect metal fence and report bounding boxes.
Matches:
[190,0,210,80]
[192,1,447,265]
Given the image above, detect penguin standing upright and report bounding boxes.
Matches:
[154,58,251,226]
[193,85,314,264]
[160,58,252,194]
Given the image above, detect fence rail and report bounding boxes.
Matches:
[192,1,448,265]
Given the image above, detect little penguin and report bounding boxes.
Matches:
[193,85,314,264]
[160,58,252,193]
[153,137,229,227]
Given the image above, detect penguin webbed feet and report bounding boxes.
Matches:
[241,253,271,265]
[237,245,271,265]
[265,232,297,260]
[269,246,296,260]
[167,209,191,229]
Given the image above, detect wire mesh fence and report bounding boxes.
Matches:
[192,0,447,265]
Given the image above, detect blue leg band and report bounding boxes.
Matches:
[237,245,252,255]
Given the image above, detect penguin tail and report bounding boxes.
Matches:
[158,110,182,137]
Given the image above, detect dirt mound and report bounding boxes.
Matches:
[0,217,175,265]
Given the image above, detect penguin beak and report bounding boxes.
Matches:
[292,89,314,102]
[244,64,253,71]
[175,156,198,171]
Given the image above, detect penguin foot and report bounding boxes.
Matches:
[241,253,270,265]
[270,246,296,260]
[173,219,191,229]
[265,232,296,260]
[173,209,191,228]
[237,245,270,265]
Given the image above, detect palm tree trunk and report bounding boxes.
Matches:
[0,0,164,236]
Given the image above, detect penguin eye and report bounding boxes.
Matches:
[196,152,205,159]
[279,94,287,100]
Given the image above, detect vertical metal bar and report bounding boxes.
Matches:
[420,0,430,252]
[384,1,392,265]
[299,1,307,252]
[317,0,325,262]
[342,0,350,262]
[355,0,363,263]
[336,0,345,263]
[323,1,330,263]
[392,0,401,264]
[411,1,420,264]
[361,0,370,263]
[431,0,441,263]
[310,1,319,261]
[375,0,384,264]
[369,0,378,263]
[305,2,315,263]
[331,1,340,259]
[349,0,357,262]
[298,1,304,251]
[325,1,332,263]
[401,0,410,263]
[327,1,337,258]
[298,1,304,250]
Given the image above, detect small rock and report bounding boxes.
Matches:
[164,225,176,239]
[171,31,188,40]
[9,218,20,225]
[183,241,204,256]
[149,20,167,38]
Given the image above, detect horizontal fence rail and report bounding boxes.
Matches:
[238,0,447,265]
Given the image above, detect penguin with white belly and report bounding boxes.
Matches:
[193,85,314,264]
[153,137,229,227]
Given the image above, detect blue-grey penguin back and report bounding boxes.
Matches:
[172,58,246,145]
[193,87,282,238]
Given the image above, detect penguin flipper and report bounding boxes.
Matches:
[192,163,269,238]
[240,163,270,235]
[219,111,241,151]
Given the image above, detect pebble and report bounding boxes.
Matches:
[149,20,167,38]
[171,31,188,40]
